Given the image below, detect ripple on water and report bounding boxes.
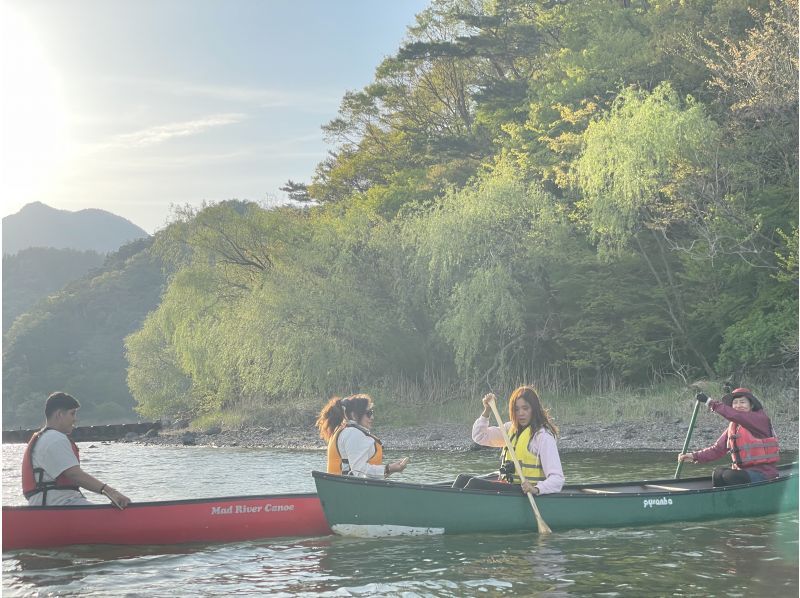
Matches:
[2,445,797,596]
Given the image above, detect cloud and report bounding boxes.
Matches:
[95,113,247,150]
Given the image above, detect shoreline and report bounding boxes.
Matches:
[135,415,799,454]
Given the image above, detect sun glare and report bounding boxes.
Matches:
[0,5,70,208]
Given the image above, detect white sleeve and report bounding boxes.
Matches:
[529,431,564,494]
[39,433,80,479]
[339,429,385,479]
[471,416,510,448]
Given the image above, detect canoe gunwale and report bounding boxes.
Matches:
[2,492,320,512]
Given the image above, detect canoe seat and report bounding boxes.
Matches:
[642,484,689,492]
[579,488,620,494]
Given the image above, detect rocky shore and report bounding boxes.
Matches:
[136,414,799,454]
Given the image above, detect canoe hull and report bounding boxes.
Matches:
[313,465,799,534]
[3,493,331,550]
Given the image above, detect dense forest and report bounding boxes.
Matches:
[3,239,166,427]
[3,0,794,428]
[121,0,797,425]
[3,248,105,335]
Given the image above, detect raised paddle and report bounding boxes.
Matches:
[674,397,702,479]
[486,395,552,535]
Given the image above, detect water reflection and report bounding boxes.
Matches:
[3,515,796,597]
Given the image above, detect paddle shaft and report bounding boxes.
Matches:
[674,399,702,479]
[486,397,552,534]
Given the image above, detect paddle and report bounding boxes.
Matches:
[674,398,701,480]
[486,395,552,535]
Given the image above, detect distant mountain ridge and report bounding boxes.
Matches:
[2,202,149,255]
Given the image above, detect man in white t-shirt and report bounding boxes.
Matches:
[21,392,131,508]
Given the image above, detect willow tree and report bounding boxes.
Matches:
[574,82,721,378]
[399,162,580,381]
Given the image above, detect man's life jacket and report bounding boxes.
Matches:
[727,422,779,469]
[499,425,545,484]
[327,423,383,475]
[21,428,81,504]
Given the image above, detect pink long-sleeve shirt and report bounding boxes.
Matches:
[472,416,565,494]
[691,400,779,479]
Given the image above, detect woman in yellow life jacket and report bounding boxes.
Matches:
[455,385,564,494]
[316,394,409,479]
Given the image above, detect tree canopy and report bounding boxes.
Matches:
[6,0,795,425]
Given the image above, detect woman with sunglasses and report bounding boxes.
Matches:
[316,393,409,479]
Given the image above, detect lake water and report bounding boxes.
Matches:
[2,443,797,596]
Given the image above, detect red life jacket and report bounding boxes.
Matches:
[727,422,779,469]
[21,428,81,504]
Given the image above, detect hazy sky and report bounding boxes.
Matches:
[0,0,430,233]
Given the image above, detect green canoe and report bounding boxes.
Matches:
[312,463,798,535]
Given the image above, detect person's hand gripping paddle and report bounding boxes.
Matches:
[486,394,552,534]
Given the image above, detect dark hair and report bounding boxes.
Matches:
[508,385,558,438]
[316,393,373,441]
[45,392,80,419]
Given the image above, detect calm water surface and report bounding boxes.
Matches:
[2,443,797,597]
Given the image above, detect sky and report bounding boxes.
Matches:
[0,0,430,233]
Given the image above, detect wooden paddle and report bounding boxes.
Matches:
[674,398,701,479]
[486,395,552,535]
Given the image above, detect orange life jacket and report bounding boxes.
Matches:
[727,422,779,469]
[327,423,383,475]
[21,428,81,504]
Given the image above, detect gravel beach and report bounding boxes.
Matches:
[137,411,799,454]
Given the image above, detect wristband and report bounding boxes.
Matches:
[99,483,107,494]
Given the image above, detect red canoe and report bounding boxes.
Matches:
[2,493,331,551]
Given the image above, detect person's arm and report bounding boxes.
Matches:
[471,416,512,448]
[472,393,508,447]
[687,431,729,464]
[339,429,386,479]
[61,466,130,508]
[39,434,130,508]
[527,431,564,495]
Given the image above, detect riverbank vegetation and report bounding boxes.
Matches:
[4,0,797,430]
[126,0,797,427]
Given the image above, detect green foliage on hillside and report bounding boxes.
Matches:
[3,238,166,427]
[3,247,106,335]
[125,0,797,423]
[7,0,794,427]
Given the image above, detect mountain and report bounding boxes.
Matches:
[2,202,149,255]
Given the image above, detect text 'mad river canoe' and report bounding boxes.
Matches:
[312,463,798,536]
[2,493,330,551]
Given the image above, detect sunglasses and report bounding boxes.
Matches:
[365,409,375,417]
